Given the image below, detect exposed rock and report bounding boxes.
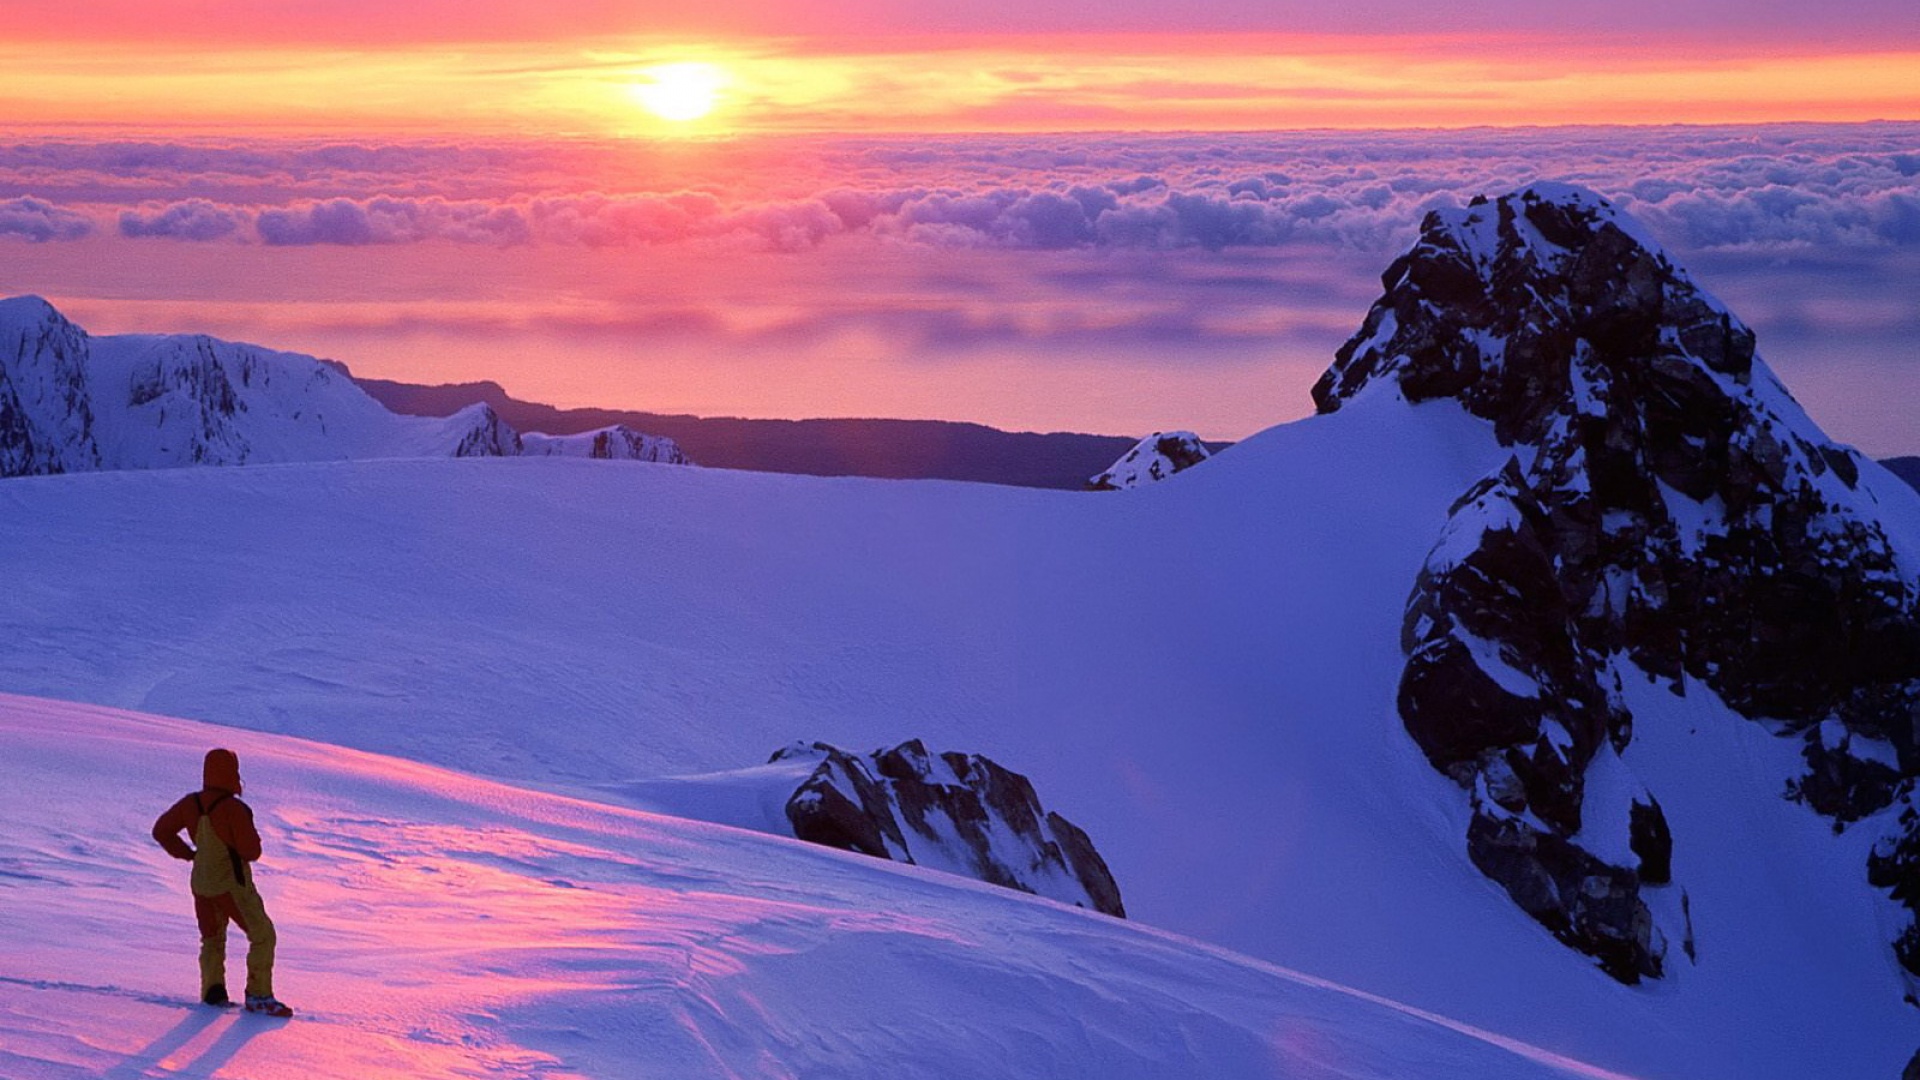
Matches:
[1316,183,1920,984]
[1628,798,1672,885]
[1088,430,1211,489]
[447,403,522,458]
[1468,811,1662,983]
[773,739,1125,917]
[113,335,255,465]
[0,296,99,475]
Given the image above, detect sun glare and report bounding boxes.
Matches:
[629,62,726,124]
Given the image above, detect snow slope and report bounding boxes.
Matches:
[0,382,1911,1076]
[0,692,1624,1080]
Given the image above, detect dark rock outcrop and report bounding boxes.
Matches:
[1087,431,1212,489]
[1316,183,1920,984]
[773,739,1125,917]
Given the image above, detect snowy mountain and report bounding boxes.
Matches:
[0,296,97,475]
[1316,182,1920,989]
[2,186,1918,1077]
[1,693,1619,1080]
[1088,430,1212,489]
[0,296,687,472]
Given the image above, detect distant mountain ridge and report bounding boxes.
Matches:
[0,296,688,477]
[1886,457,1920,492]
[353,375,1230,490]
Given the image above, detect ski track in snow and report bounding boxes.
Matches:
[0,694,1625,1080]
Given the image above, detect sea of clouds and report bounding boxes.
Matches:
[1,124,1914,256]
[1,124,1914,451]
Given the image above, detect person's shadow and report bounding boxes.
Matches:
[103,1006,282,1079]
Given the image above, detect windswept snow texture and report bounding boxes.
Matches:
[0,382,1914,1075]
[1088,430,1212,489]
[0,693,1625,1080]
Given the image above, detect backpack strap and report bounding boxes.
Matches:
[192,791,249,887]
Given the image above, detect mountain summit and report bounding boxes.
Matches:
[1318,182,1920,986]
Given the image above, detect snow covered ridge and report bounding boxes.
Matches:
[772,739,1126,917]
[1316,183,1920,988]
[1088,430,1212,489]
[0,295,688,473]
[522,426,690,464]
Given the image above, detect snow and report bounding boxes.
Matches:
[1423,469,1525,572]
[0,693,1625,1080]
[1820,718,1902,772]
[1611,673,1915,1076]
[1654,481,1726,558]
[84,333,510,468]
[601,758,816,835]
[1573,745,1642,872]
[0,376,1913,1076]
[1458,630,1544,699]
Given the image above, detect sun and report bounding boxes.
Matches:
[629,63,727,124]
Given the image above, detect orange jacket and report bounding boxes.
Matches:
[151,748,263,866]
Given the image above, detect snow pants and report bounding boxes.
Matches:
[196,883,276,999]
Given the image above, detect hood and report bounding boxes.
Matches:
[203,748,243,795]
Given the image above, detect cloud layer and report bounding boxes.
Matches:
[5,124,1916,455]
[4,124,1916,259]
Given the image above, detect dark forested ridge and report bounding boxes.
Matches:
[353,374,1229,489]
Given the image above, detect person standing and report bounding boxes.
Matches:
[151,748,293,1017]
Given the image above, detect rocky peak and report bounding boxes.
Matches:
[1088,431,1212,490]
[447,402,523,458]
[1312,182,1758,440]
[0,295,99,475]
[1318,184,1920,985]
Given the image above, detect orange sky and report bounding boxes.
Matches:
[2,33,1915,136]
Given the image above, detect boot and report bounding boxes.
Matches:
[244,994,293,1018]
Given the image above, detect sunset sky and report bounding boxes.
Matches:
[2,1,1917,451]
[6,0,1917,134]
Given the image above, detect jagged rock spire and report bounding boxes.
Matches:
[1321,183,1920,984]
